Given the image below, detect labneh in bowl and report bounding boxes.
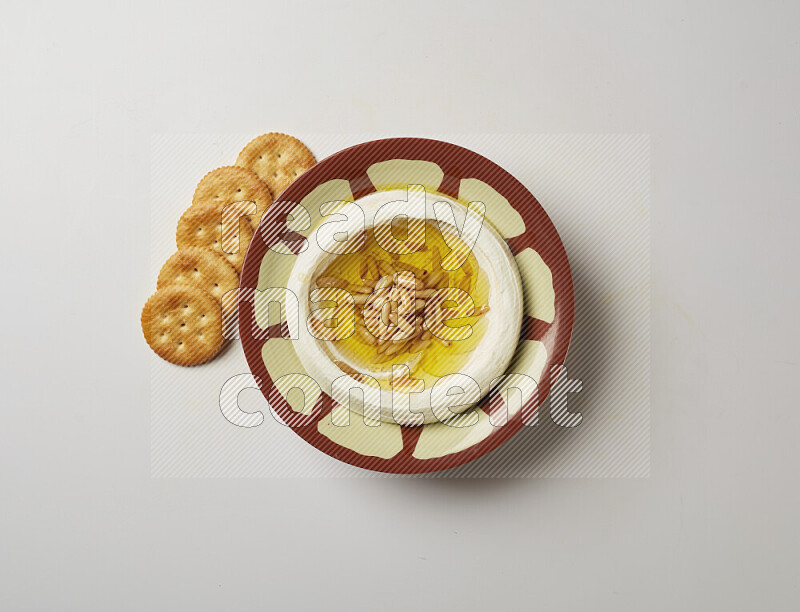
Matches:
[239,138,574,474]
[286,189,524,426]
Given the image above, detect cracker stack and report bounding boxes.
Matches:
[142,133,316,366]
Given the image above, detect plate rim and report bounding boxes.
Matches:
[238,137,575,474]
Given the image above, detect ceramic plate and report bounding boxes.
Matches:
[239,138,574,474]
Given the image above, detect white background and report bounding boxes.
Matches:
[1,1,798,610]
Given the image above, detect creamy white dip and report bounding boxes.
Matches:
[286,189,523,425]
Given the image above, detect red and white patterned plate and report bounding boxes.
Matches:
[239,138,574,474]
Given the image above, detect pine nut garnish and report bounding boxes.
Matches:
[310,220,488,379]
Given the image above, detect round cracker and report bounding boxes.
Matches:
[141,285,223,366]
[176,202,255,273]
[157,247,239,310]
[235,132,316,197]
[192,165,273,227]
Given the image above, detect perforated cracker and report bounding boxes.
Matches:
[157,247,239,312]
[235,132,316,197]
[192,165,273,226]
[141,285,224,366]
[176,202,255,273]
